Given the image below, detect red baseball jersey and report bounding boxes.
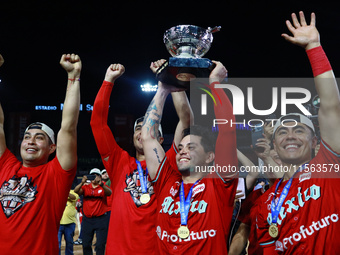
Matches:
[152,157,237,254]
[82,183,108,217]
[0,149,76,254]
[255,139,340,254]
[238,188,264,255]
[91,80,178,255]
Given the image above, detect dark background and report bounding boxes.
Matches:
[0,0,338,172]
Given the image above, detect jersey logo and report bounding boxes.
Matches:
[192,183,205,197]
[123,169,154,207]
[0,175,38,218]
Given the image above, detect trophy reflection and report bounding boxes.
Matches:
[156,25,221,88]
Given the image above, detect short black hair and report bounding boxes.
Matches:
[182,125,217,153]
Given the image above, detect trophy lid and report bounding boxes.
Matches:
[163,25,221,58]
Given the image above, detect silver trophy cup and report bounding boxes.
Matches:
[156,25,221,88]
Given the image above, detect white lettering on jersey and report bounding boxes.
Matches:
[267,184,321,225]
[156,225,217,243]
[160,196,208,215]
[275,213,339,251]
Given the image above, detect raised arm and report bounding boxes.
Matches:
[57,54,81,170]
[210,61,238,178]
[282,11,340,153]
[150,60,194,148]
[90,64,125,162]
[141,82,172,180]
[0,54,6,158]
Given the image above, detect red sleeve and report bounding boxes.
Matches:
[238,189,263,225]
[90,80,125,173]
[211,84,238,179]
[151,142,181,193]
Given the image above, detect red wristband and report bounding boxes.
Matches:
[306,46,332,77]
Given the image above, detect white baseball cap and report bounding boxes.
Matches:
[273,113,315,137]
[25,122,55,144]
[89,168,102,175]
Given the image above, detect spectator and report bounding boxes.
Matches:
[58,190,79,255]
[74,168,112,255]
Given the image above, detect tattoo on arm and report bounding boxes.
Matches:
[143,99,162,140]
[153,148,161,163]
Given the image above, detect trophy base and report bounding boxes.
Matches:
[156,57,215,88]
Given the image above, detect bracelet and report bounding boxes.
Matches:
[68,78,81,82]
[306,46,332,77]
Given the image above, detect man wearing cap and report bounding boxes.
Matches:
[255,12,340,254]
[90,60,193,254]
[74,168,112,255]
[0,53,81,254]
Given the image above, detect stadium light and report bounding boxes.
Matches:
[140,83,158,92]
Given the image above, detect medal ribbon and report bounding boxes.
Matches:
[271,163,308,224]
[179,180,200,226]
[135,159,149,194]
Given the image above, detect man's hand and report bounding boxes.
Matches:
[150,59,166,74]
[0,54,4,67]
[281,11,320,50]
[253,137,271,160]
[104,63,125,83]
[60,53,82,78]
[209,60,228,83]
[81,175,87,184]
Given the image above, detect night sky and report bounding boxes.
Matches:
[0,0,339,170]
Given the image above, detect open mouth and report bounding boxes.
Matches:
[26,148,38,152]
[284,144,299,150]
[179,158,190,163]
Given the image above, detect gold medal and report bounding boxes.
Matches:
[268,223,279,238]
[140,193,151,204]
[177,225,190,239]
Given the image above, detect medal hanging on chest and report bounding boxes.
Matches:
[177,180,200,239]
[268,223,279,238]
[269,163,307,239]
[136,159,150,205]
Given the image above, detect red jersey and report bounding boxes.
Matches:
[238,188,264,255]
[151,85,238,254]
[152,157,237,254]
[90,80,178,255]
[82,183,108,217]
[0,149,76,254]
[256,139,340,254]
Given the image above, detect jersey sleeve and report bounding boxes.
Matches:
[90,80,125,179]
[152,142,181,194]
[211,84,238,181]
[46,157,77,219]
[0,149,20,175]
[312,139,340,178]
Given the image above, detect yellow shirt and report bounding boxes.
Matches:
[60,190,79,225]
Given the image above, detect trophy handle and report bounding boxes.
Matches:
[207,26,221,33]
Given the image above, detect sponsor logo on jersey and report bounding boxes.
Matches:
[275,213,339,251]
[192,183,205,197]
[299,172,311,183]
[123,169,154,207]
[156,225,217,243]
[0,175,38,218]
